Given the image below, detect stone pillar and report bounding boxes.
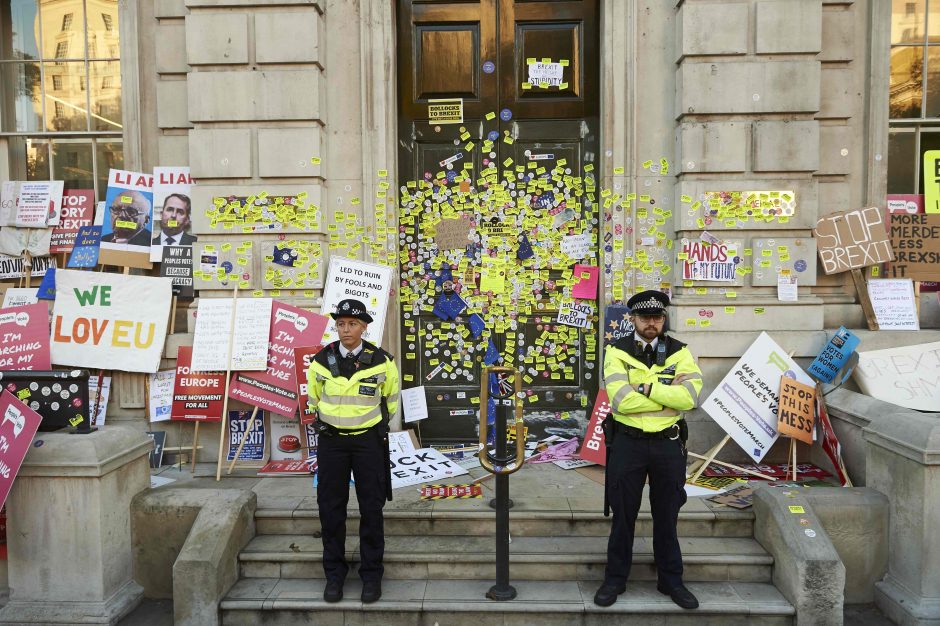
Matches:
[0,426,151,625]
[864,405,940,625]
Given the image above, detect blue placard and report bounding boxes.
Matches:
[808,326,861,383]
[227,410,266,462]
[603,305,634,346]
[36,267,56,300]
[67,226,102,268]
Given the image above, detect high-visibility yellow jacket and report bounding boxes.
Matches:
[603,335,703,432]
[307,341,400,431]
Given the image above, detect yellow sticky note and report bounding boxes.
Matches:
[310,157,321,165]
[789,506,805,514]
[526,57,536,65]
[485,111,496,120]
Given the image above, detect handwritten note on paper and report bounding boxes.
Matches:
[148,369,176,422]
[560,233,591,260]
[191,297,274,371]
[232,298,273,370]
[401,386,429,423]
[868,279,920,331]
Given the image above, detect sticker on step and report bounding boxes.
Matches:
[788,505,805,514]
[804,529,816,538]
[420,484,483,500]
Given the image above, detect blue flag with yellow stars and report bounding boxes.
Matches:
[468,313,486,338]
[517,233,534,260]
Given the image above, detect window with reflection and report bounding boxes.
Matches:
[0,0,122,200]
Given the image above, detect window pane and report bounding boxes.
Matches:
[43,60,87,130]
[0,61,42,131]
[926,46,940,116]
[888,130,917,194]
[1,0,40,60]
[95,139,122,201]
[891,46,924,118]
[52,138,93,190]
[5,136,49,180]
[894,0,927,44]
[89,59,120,130]
[918,131,940,194]
[87,0,118,60]
[40,0,84,59]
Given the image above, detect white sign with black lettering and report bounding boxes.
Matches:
[320,257,392,345]
[389,447,468,489]
[556,300,593,329]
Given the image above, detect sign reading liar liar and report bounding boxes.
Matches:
[320,257,392,345]
[813,207,894,274]
[702,332,815,462]
[50,270,172,374]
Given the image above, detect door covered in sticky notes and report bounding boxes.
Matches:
[397,0,601,443]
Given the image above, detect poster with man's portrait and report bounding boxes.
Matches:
[100,170,154,266]
[151,166,197,262]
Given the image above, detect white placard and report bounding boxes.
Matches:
[89,375,111,426]
[320,258,392,345]
[777,275,798,302]
[853,341,940,412]
[2,288,39,308]
[401,386,429,423]
[148,369,176,422]
[556,300,593,329]
[527,62,564,86]
[388,430,417,457]
[560,233,591,259]
[389,447,468,489]
[50,270,172,373]
[269,413,303,461]
[701,332,814,462]
[0,181,64,227]
[867,278,920,331]
[150,166,195,261]
[191,297,273,372]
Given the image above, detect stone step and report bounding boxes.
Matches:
[255,507,755,538]
[239,534,773,583]
[221,578,795,626]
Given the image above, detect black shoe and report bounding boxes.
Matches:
[593,582,626,607]
[323,580,343,603]
[361,580,382,604]
[657,583,699,609]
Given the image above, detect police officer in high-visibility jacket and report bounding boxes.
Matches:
[307,298,400,604]
[594,290,703,610]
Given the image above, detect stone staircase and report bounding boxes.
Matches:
[220,480,796,625]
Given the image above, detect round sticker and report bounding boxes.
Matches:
[804,529,817,538]
[482,61,495,74]
[499,108,512,121]
[34,440,44,448]
[221,261,234,273]
[487,130,500,142]
[794,260,807,272]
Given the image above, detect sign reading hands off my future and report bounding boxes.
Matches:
[813,207,894,274]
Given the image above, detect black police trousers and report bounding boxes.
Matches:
[604,433,688,588]
[316,426,388,584]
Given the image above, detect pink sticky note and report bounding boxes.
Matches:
[572,264,599,300]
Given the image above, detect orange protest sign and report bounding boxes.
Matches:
[777,377,816,444]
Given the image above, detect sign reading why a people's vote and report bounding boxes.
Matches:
[50,269,172,373]
[702,332,815,462]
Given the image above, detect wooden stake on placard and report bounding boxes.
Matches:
[851,268,879,331]
[915,281,922,320]
[169,294,178,335]
[688,435,730,483]
[227,405,259,474]
[191,421,200,473]
[686,452,777,481]
[178,422,183,472]
[215,286,240,481]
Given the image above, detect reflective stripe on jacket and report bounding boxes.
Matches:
[603,335,703,433]
[307,342,400,431]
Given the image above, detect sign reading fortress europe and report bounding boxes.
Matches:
[320,258,392,345]
[50,270,173,373]
[702,332,815,462]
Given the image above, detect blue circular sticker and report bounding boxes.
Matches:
[499,108,512,121]
[487,130,499,141]
[221,261,234,273]
[482,61,495,74]
[34,440,44,448]
[794,260,807,272]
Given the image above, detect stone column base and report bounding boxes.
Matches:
[0,570,142,625]
[876,576,940,626]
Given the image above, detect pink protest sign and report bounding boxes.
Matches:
[572,264,599,300]
[0,390,43,509]
[229,301,328,416]
[578,391,610,466]
[0,303,52,370]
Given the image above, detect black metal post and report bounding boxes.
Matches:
[487,398,517,601]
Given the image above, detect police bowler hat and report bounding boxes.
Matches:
[331,298,373,323]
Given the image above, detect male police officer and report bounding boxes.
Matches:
[594,290,703,609]
[307,298,400,604]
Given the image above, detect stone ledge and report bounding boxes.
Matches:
[19,426,152,478]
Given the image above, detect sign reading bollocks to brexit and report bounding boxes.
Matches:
[50,269,173,373]
[702,332,815,462]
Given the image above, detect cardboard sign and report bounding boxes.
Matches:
[0,303,51,371]
[814,207,894,274]
[389,447,468,489]
[151,166,195,262]
[148,369,176,422]
[578,390,610,466]
[680,239,739,281]
[556,300,593,328]
[171,346,225,421]
[434,217,473,250]
[67,226,102,268]
[50,270,172,373]
[702,332,814,462]
[0,391,43,510]
[808,326,861,383]
[888,213,940,281]
[853,341,940,412]
[1,289,38,308]
[868,279,919,331]
[160,246,194,298]
[99,169,154,268]
[777,377,816,444]
[50,189,94,252]
[923,150,940,214]
[226,410,266,462]
[427,98,463,124]
[146,431,167,468]
[320,258,392,345]
[294,345,324,425]
[190,297,273,372]
[228,301,327,415]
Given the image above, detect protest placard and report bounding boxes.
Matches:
[50,270,172,373]
[0,254,54,279]
[603,305,634,345]
[389,447,468,489]
[67,226,101,268]
[190,297,273,372]
[269,413,303,461]
[887,213,940,281]
[0,391,43,509]
[924,150,940,214]
[401,386,429,423]
[151,167,195,262]
[1,289,38,308]
[867,279,919,331]
[578,390,610,466]
[89,375,111,426]
[560,233,591,259]
[556,300,593,328]
[226,410,267,462]
[572,264,599,299]
[777,377,816,445]
[50,189,94,253]
[172,346,225,421]
[814,207,894,274]
[680,239,740,281]
[99,169,154,268]
[808,326,861,383]
[148,369,176,422]
[320,258,392,344]
[294,345,324,424]
[0,303,50,371]
[228,301,328,415]
[146,431,167,468]
[160,246,194,298]
[0,181,64,228]
[702,332,814,462]
[853,341,940,412]
[433,217,473,250]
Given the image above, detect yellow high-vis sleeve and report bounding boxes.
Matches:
[603,346,663,415]
[648,347,703,411]
[383,359,401,417]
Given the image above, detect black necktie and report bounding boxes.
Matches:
[644,343,654,366]
[165,236,175,245]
